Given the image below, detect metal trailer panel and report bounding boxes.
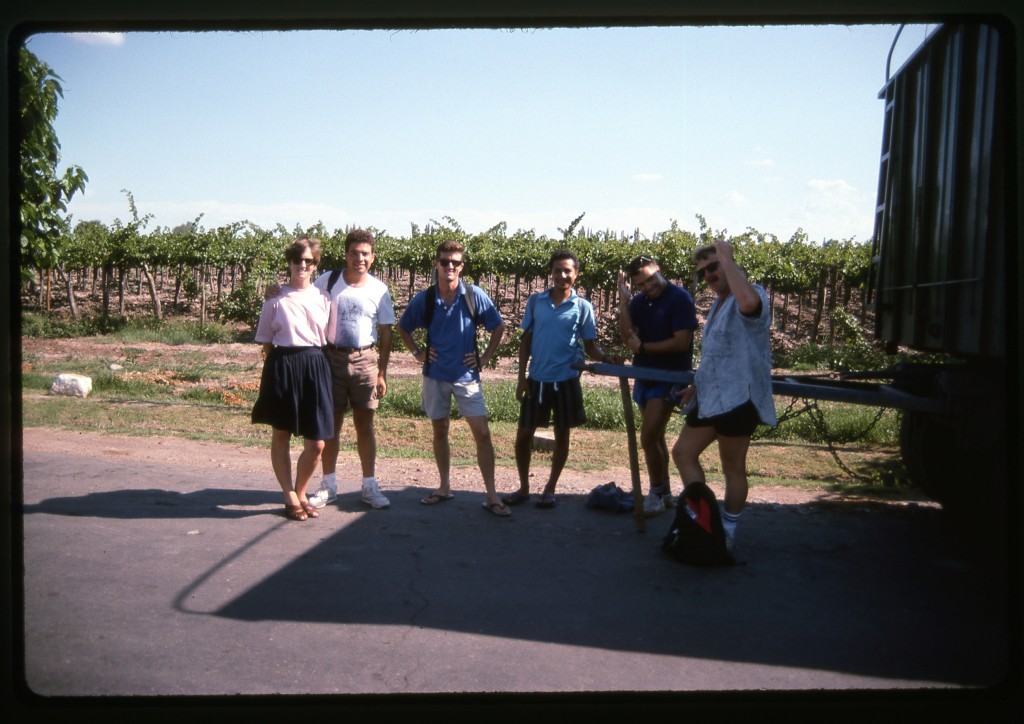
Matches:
[868,23,1010,359]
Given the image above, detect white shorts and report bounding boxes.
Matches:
[421,376,488,420]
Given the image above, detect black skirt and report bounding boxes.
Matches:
[251,346,334,440]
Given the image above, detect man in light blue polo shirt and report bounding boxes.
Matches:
[502,250,615,509]
[396,240,510,517]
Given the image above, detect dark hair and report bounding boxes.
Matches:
[435,239,465,258]
[285,236,321,265]
[548,249,579,272]
[693,244,717,263]
[344,228,375,252]
[626,255,657,276]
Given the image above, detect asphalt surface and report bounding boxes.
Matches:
[10,439,1020,717]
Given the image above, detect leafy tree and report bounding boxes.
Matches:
[18,46,88,285]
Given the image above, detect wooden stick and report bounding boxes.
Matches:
[619,376,645,533]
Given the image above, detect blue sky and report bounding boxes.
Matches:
[25,23,933,242]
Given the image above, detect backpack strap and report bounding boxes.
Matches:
[461,282,481,370]
[326,269,342,293]
[424,284,437,376]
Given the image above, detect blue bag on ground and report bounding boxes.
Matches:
[586,482,634,513]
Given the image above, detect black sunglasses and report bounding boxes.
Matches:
[437,258,464,268]
[695,260,720,280]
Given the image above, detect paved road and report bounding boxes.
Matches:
[10,437,1019,716]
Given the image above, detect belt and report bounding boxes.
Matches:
[325,343,374,354]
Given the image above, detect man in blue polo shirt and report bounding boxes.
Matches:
[502,249,615,509]
[396,240,510,517]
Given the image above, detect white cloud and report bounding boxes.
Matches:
[808,178,858,194]
[799,178,873,240]
[631,173,664,182]
[746,158,774,167]
[725,190,748,205]
[70,33,126,47]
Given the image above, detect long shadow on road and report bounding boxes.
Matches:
[211,490,1010,686]
[21,450,1012,690]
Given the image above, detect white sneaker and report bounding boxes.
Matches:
[308,486,336,509]
[642,491,666,517]
[361,481,390,509]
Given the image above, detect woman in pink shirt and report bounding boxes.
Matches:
[251,236,333,521]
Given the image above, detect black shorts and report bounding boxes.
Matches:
[685,399,761,438]
[518,377,586,430]
[251,346,334,440]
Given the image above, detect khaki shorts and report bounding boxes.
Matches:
[324,346,379,413]
[421,376,488,420]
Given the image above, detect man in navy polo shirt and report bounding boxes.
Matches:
[617,255,699,517]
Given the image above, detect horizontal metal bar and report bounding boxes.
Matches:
[882,276,982,291]
[576,363,694,386]
[772,377,947,414]
[577,363,947,414]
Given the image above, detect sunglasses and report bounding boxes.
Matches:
[437,259,464,268]
[293,257,317,267]
[695,260,720,280]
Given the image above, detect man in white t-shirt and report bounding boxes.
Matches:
[306,229,396,510]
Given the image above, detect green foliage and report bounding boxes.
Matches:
[218,277,264,331]
[18,47,88,282]
[494,327,526,366]
[777,307,896,372]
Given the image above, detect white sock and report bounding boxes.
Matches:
[362,476,376,489]
[721,509,740,538]
[321,472,337,492]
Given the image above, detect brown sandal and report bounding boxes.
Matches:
[300,501,319,518]
[284,504,308,521]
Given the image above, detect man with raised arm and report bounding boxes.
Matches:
[672,239,777,552]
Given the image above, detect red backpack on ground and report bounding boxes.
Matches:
[661,482,736,567]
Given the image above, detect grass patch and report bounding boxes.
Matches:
[381,378,635,431]
[112,319,247,345]
[21,312,248,344]
[760,400,900,446]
